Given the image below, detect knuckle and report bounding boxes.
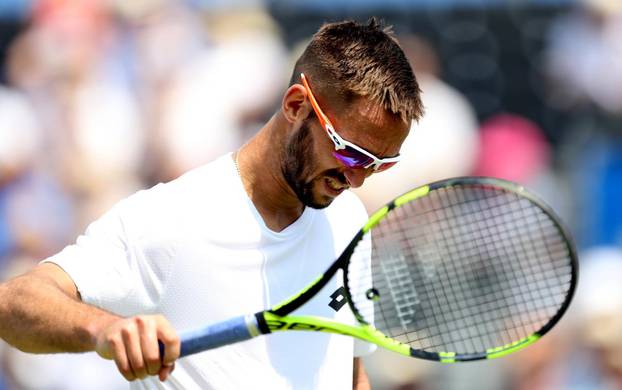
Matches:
[120,327,131,339]
[134,315,149,330]
[155,314,171,328]
[165,333,180,345]
[107,335,122,349]
[121,323,136,338]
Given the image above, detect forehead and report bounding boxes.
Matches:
[327,95,410,157]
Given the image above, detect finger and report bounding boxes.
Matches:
[122,322,148,380]
[159,362,175,382]
[108,335,135,382]
[136,317,161,376]
[156,316,180,366]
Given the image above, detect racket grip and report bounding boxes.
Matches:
[160,315,259,359]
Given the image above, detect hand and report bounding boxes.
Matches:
[95,315,180,382]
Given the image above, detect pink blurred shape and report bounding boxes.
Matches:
[473,114,550,183]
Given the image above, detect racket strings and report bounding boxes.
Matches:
[346,184,574,355]
[399,194,570,351]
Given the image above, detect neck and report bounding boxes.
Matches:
[236,114,305,232]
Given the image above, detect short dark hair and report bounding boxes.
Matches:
[291,18,424,123]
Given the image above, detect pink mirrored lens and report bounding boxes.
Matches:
[332,152,370,168]
[375,161,397,172]
[338,145,371,161]
[333,151,397,171]
[332,148,372,168]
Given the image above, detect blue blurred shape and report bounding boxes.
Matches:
[0,0,32,20]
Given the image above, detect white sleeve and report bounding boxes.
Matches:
[42,192,166,317]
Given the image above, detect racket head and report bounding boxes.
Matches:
[343,177,578,362]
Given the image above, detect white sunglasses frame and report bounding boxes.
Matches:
[300,73,401,171]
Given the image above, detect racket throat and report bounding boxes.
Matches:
[258,312,351,335]
[254,312,272,335]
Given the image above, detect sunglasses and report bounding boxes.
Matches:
[300,73,400,172]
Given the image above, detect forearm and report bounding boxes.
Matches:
[353,357,371,390]
[0,264,181,382]
[0,270,119,354]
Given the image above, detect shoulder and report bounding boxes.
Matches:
[106,153,238,230]
[159,153,236,199]
[123,154,236,208]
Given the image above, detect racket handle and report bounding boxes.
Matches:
[160,314,259,359]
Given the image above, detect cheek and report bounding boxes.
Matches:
[303,128,341,177]
[307,152,343,185]
[311,145,334,172]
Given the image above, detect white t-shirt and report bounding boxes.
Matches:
[44,153,374,389]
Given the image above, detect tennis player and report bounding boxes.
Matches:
[0,19,423,389]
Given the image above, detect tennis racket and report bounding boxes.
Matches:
[171,177,578,362]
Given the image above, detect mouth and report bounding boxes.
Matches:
[324,176,348,196]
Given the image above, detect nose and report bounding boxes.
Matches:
[343,168,371,188]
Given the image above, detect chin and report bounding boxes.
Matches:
[303,193,334,210]
[300,182,336,210]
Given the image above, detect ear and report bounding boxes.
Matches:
[281,84,311,124]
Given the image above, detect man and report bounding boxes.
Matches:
[0,19,423,389]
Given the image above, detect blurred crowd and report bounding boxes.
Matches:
[0,0,621,389]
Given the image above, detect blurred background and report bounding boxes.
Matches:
[1,0,621,388]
